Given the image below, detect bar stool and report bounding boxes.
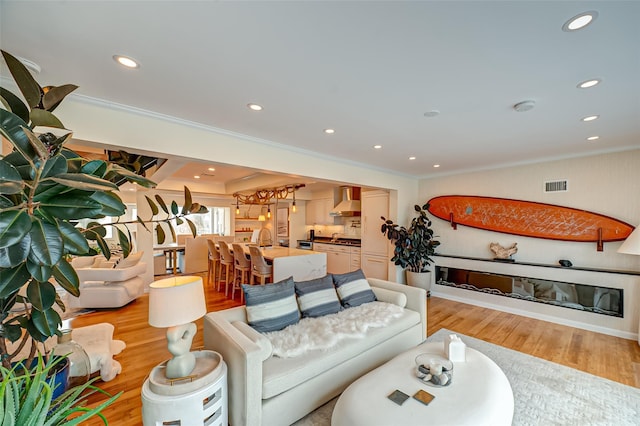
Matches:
[207,239,221,289]
[217,241,234,297]
[232,244,251,302]
[249,245,273,285]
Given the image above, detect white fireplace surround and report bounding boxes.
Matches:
[431,255,640,342]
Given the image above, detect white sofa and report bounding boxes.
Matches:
[68,254,147,309]
[203,278,426,426]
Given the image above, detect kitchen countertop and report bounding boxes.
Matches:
[312,237,361,247]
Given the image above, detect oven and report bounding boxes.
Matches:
[297,240,313,250]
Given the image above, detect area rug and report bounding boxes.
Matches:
[293,328,640,425]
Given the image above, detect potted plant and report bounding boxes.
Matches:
[380,203,440,295]
[0,50,206,422]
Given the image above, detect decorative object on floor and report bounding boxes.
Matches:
[149,276,207,379]
[558,259,573,267]
[293,329,640,426]
[0,50,208,369]
[71,322,126,382]
[427,195,633,251]
[380,203,440,294]
[489,242,518,259]
[51,329,91,388]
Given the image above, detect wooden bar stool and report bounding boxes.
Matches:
[232,243,251,302]
[217,241,235,297]
[207,239,221,289]
[249,245,273,285]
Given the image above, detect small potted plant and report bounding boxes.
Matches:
[381,203,440,295]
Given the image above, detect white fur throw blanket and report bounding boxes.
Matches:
[265,301,405,358]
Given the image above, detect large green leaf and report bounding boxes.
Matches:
[38,195,102,219]
[52,258,79,297]
[21,126,49,159]
[83,221,107,239]
[0,210,31,248]
[171,200,178,215]
[0,263,30,298]
[145,195,159,215]
[81,159,108,178]
[0,86,29,123]
[26,280,56,311]
[40,155,68,178]
[56,220,90,255]
[91,190,125,216]
[155,194,169,214]
[185,217,197,237]
[29,109,64,129]
[0,159,24,194]
[0,108,36,161]
[182,186,192,215]
[117,227,131,258]
[27,219,63,267]
[26,259,52,283]
[31,306,61,338]
[155,224,166,244]
[42,84,78,111]
[103,163,156,188]
[94,234,110,259]
[48,172,118,191]
[0,235,31,268]
[1,50,42,109]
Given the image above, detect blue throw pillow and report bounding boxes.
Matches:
[295,275,342,318]
[242,277,300,333]
[333,269,377,308]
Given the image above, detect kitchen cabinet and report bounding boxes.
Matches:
[305,198,335,225]
[361,191,390,279]
[350,247,361,271]
[313,243,354,274]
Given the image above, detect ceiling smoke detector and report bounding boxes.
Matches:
[513,100,536,112]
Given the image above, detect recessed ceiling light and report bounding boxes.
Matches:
[581,115,599,122]
[324,128,335,134]
[247,103,263,111]
[562,11,598,32]
[208,167,215,171]
[373,145,382,149]
[409,156,416,160]
[577,79,601,89]
[113,55,139,69]
[433,164,440,168]
[194,175,200,179]
[587,136,600,141]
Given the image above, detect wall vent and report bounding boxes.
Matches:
[544,179,568,193]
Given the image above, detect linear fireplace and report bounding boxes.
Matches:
[436,266,623,317]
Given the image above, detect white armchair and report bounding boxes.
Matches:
[68,253,147,309]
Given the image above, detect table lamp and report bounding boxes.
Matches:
[618,225,640,255]
[149,276,206,379]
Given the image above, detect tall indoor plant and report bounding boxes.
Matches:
[0,49,206,421]
[380,203,440,294]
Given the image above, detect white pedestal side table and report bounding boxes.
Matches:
[141,350,227,426]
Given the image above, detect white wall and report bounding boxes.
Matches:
[420,150,640,339]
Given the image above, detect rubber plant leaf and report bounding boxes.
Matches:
[145,195,159,216]
[52,258,80,297]
[0,86,29,123]
[29,109,65,129]
[186,217,197,237]
[81,159,108,178]
[167,222,176,243]
[27,280,56,311]
[182,186,192,215]
[39,154,67,179]
[171,200,179,215]
[26,259,52,283]
[0,108,36,161]
[1,50,42,109]
[155,224,166,245]
[27,219,63,267]
[0,263,31,298]
[42,84,78,111]
[31,306,61,338]
[48,172,119,191]
[0,159,24,194]
[91,191,126,216]
[20,126,49,159]
[0,210,31,249]
[38,195,103,219]
[117,227,131,258]
[0,236,31,268]
[56,220,90,255]
[95,233,111,259]
[155,194,169,214]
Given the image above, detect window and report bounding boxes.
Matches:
[173,207,230,236]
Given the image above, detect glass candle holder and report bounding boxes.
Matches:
[415,353,453,387]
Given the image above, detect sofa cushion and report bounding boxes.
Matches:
[114,251,143,269]
[295,275,342,318]
[333,269,377,308]
[261,307,421,399]
[242,277,300,333]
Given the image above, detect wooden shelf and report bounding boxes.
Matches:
[236,217,260,221]
[235,230,254,233]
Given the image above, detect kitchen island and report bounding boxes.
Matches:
[235,245,327,282]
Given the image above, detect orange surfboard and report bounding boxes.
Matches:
[427,195,633,243]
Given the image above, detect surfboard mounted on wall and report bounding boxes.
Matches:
[426,195,634,251]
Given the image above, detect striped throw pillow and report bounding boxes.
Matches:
[333,269,377,308]
[295,275,342,318]
[242,277,300,333]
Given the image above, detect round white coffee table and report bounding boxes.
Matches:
[331,341,513,426]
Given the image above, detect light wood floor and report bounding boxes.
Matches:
[71,273,640,425]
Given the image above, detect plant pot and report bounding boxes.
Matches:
[406,270,432,297]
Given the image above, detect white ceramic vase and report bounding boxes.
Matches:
[406,270,431,296]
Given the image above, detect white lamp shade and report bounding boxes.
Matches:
[149,276,207,328]
[618,225,640,255]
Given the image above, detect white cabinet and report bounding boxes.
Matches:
[305,198,335,225]
[350,247,361,271]
[361,191,390,279]
[313,243,355,274]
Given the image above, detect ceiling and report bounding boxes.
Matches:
[1,1,639,194]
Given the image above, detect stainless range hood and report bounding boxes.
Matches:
[330,187,361,217]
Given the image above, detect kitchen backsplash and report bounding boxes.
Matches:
[307,218,361,239]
